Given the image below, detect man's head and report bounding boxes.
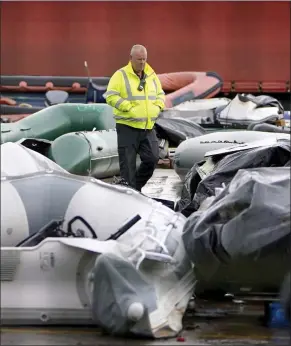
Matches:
[130,44,147,74]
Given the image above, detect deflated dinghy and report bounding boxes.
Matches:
[1,171,185,247]
[216,94,284,126]
[160,71,223,108]
[171,98,230,111]
[155,116,206,147]
[175,139,291,216]
[162,98,231,126]
[0,103,115,144]
[182,167,291,295]
[173,130,290,181]
[1,192,195,338]
[1,142,67,177]
[248,123,290,133]
[47,129,141,178]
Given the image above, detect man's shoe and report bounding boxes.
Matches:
[112,176,129,187]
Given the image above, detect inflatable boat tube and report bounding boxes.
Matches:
[1,169,187,246]
[1,114,31,123]
[1,237,194,339]
[0,105,43,115]
[1,142,67,178]
[159,72,223,108]
[48,130,140,178]
[0,103,115,144]
[216,94,284,126]
[203,137,291,163]
[0,97,17,106]
[171,98,230,111]
[250,123,290,133]
[161,98,230,126]
[1,172,194,338]
[174,130,291,180]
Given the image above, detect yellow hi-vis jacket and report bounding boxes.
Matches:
[104,62,165,130]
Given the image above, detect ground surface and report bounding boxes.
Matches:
[2,304,290,345]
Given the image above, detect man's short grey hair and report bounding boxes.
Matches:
[130,44,147,56]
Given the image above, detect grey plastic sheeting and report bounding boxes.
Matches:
[155,116,206,147]
[176,141,291,217]
[182,167,291,294]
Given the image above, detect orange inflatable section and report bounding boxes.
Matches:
[158,72,223,108]
[0,97,17,106]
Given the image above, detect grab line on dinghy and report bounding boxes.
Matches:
[107,214,141,240]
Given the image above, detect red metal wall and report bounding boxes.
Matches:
[1,1,290,81]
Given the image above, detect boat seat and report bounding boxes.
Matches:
[45,90,69,107]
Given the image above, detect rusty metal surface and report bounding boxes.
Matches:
[1,304,290,345]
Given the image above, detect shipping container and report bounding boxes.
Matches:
[1,1,290,94]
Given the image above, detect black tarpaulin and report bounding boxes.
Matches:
[155,116,206,147]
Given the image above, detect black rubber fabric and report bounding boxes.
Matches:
[280,272,291,322]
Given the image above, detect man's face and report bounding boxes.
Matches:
[130,49,147,74]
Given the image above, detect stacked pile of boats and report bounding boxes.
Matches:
[0,70,224,117]
[1,92,290,339]
[1,94,289,178]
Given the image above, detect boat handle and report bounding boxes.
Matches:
[20,128,31,131]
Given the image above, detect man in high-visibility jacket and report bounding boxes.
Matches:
[104,44,165,191]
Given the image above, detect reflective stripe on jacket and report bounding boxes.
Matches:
[104,62,165,130]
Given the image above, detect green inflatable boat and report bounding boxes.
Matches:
[1,103,115,144]
[47,129,141,179]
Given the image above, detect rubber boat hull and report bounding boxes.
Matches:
[0,103,115,144]
[48,129,140,178]
[183,167,291,295]
[1,170,194,338]
[0,97,16,106]
[174,130,291,180]
[1,104,42,123]
[1,235,194,339]
[1,170,186,246]
[171,98,230,111]
[216,93,284,126]
[1,105,43,115]
[1,142,67,177]
[1,114,31,123]
[159,72,223,108]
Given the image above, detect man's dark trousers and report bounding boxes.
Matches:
[116,123,159,191]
